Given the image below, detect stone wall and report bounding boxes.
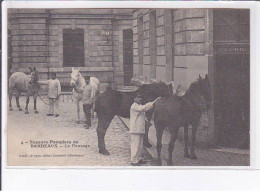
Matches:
[173,9,213,92]
[8,9,132,91]
[132,8,216,148]
[133,9,173,83]
[113,18,133,87]
[9,9,49,71]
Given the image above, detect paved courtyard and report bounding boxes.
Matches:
[7,96,249,167]
[119,118,250,167]
[7,96,151,166]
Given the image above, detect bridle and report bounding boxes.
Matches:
[28,72,38,84]
[69,72,83,94]
[182,79,212,114]
[69,72,79,82]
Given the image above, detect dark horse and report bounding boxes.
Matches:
[95,82,173,155]
[154,75,212,165]
[9,67,40,114]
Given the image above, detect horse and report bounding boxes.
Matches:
[9,67,40,114]
[154,74,212,166]
[70,68,100,123]
[94,81,173,155]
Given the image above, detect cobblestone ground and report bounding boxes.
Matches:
[120,118,250,166]
[7,96,151,166]
[151,141,250,166]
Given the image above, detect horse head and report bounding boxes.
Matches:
[29,67,39,84]
[198,74,212,104]
[70,67,81,87]
[139,82,172,104]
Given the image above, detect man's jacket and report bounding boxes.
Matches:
[130,102,154,134]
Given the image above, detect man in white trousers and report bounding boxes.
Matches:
[38,72,61,117]
[130,92,161,166]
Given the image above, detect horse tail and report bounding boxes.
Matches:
[94,94,100,113]
[8,73,16,90]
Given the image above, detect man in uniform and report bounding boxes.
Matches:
[130,92,161,166]
[73,76,94,129]
[38,72,61,117]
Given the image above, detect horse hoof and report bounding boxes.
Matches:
[167,159,173,166]
[18,108,23,111]
[190,154,198,160]
[35,111,39,114]
[9,108,13,111]
[157,159,162,166]
[25,111,29,114]
[99,149,110,155]
[144,141,152,148]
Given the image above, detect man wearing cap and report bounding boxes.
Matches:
[73,76,94,129]
[130,92,161,166]
[38,72,61,117]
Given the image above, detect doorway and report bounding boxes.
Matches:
[123,29,133,85]
[215,54,250,149]
[63,28,84,67]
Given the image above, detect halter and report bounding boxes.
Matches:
[70,72,80,82]
[69,72,84,94]
[182,79,212,117]
[70,76,78,82]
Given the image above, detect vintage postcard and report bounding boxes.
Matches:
[3,4,252,168]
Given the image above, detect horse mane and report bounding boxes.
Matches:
[141,82,171,97]
[76,72,86,87]
[183,79,201,98]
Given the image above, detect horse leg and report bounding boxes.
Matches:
[190,122,199,160]
[91,102,95,118]
[144,111,153,148]
[76,100,80,124]
[34,94,39,114]
[15,91,22,111]
[8,89,14,111]
[25,95,30,114]
[154,122,165,166]
[184,125,190,158]
[167,128,179,166]
[96,116,114,155]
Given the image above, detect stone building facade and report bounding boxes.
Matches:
[133,8,250,149]
[8,9,133,91]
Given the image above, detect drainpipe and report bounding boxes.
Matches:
[46,9,50,80]
[111,17,115,89]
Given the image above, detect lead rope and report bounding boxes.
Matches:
[37,93,61,105]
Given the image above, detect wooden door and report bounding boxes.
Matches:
[215,54,249,149]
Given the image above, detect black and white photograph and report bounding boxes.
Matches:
[4,7,250,167]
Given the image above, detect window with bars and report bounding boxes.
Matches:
[213,9,249,43]
[63,29,84,67]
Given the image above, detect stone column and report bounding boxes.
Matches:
[165,9,173,82]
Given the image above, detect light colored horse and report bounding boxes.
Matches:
[70,68,100,123]
[9,67,40,114]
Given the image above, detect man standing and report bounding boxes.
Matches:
[73,76,94,129]
[38,72,61,117]
[130,92,161,166]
